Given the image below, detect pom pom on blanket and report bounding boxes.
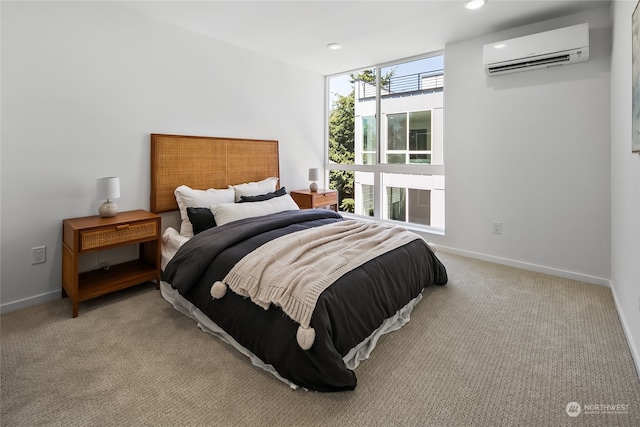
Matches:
[297,326,316,350]
[211,281,227,299]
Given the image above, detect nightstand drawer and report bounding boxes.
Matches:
[313,192,338,207]
[290,189,339,211]
[80,220,158,251]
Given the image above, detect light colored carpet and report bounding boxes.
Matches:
[1,253,639,426]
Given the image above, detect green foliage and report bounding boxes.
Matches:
[351,70,376,84]
[328,68,395,214]
[328,89,355,212]
[329,90,355,164]
[340,198,355,212]
[351,68,396,88]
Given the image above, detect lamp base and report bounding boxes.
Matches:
[99,200,118,217]
[309,181,318,192]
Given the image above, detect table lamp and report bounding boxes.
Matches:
[308,168,319,192]
[96,177,120,217]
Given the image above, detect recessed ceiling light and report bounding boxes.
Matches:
[463,0,487,10]
[327,43,342,50]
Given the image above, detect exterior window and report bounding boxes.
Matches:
[385,111,432,165]
[362,184,374,217]
[386,187,406,221]
[409,111,431,164]
[387,113,407,151]
[327,54,444,231]
[409,189,431,225]
[382,173,434,226]
[384,187,430,225]
[362,116,376,165]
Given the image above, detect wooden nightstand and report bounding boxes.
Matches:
[290,189,339,212]
[61,210,161,318]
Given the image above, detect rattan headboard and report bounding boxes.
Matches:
[150,134,279,213]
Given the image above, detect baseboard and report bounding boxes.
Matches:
[0,290,60,315]
[609,282,640,380]
[436,246,611,287]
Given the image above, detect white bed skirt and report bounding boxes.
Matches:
[160,281,422,390]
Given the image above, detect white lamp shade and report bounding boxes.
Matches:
[96,177,120,200]
[308,168,319,181]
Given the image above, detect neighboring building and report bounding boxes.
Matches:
[352,69,445,229]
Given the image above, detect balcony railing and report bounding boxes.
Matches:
[356,70,444,99]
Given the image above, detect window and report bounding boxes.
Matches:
[409,111,432,164]
[385,111,432,164]
[388,113,407,154]
[362,116,376,165]
[362,184,374,217]
[386,187,406,221]
[327,54,444,232]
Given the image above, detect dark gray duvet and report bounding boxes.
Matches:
[163,209,448,391]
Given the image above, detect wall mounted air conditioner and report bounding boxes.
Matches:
[483,23,589,76]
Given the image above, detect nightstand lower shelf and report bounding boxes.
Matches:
[75,260,158,301]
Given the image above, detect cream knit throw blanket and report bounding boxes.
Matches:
[210,220,423,350]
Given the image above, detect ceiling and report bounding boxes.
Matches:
[121,0,611,75]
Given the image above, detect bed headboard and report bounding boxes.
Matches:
[150,134,279,213]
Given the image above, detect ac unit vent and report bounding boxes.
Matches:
[487,54,571,74]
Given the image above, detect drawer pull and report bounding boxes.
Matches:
[116,224,130,231]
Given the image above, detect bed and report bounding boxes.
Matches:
[152,133,448,392]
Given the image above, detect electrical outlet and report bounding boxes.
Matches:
[31,246,46,264]
[492,221,502,235]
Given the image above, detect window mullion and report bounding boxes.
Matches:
[374,67,382,220]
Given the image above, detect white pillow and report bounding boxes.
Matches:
[161,227,190,270]
[211,194,299,226]
[230,177,279,202]
[174,185,235,237]
[162,226,190,249]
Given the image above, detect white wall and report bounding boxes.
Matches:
[429,7,613,286]
[0,1,325,310]
[610,0,640,375]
